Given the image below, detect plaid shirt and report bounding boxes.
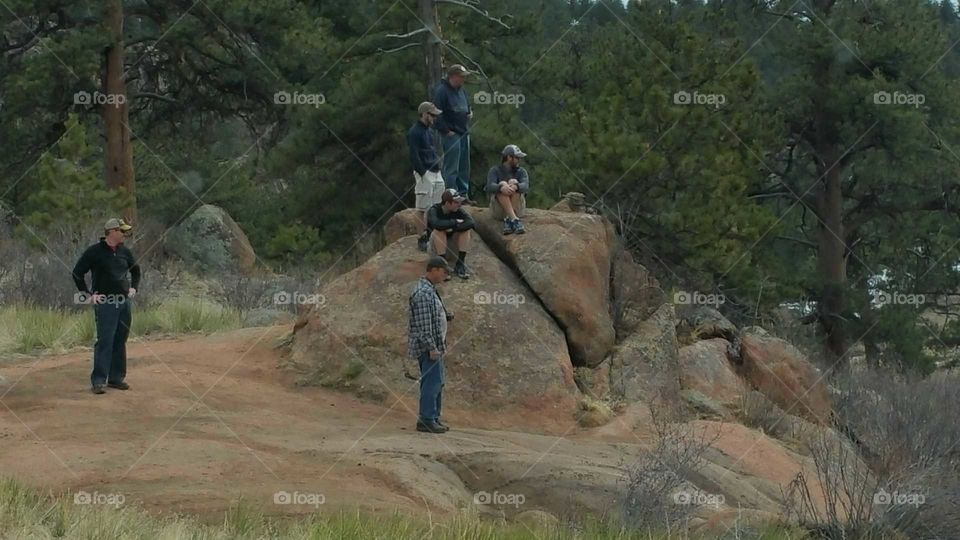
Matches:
[407,277,447,358]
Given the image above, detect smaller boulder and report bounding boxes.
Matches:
[609,304,681,404]
[611,249,667,337]
[383,208,425,244]
[739,328,831,424]
[165,205,257,275]
[679,338,749,418]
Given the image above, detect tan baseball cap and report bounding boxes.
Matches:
[104,217,132,232]
[418,101,442,115]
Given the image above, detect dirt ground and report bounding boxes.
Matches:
[0,326,650,522]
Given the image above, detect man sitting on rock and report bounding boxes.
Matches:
[485,144,529,235]
[407,256,452,434]
[426,189,475,280]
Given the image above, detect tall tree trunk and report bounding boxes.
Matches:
[103,0,136,223]
[817,163,848,366]
[419,0,443,97]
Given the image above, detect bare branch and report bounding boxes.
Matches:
[386,27,430,39]
[378,42,420,54]
[436,0,511,29]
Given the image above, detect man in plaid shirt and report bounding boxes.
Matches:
[408,256,451,433]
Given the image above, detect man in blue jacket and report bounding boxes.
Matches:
[432,64,473,203]
[485,144,529,235]
[407,101,445,251]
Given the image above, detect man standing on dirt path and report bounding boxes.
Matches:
[71,218,140,395]
[407,256,452,434]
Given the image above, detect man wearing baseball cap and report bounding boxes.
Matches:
[408,101,445,251]
[426,188,475,279]
[485,144,530,235]
[431,64,474,203]
[407,255,453,433]
[71,218,141,394]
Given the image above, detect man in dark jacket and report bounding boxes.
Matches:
[485,144,530,235]
[407,101,445,252]
[432,64,473,202]
[427,189,475,280]
[71,218,141,394]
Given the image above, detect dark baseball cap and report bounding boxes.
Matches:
[441,188,466,203]
[502,144,527,158]
[426,256,448,270]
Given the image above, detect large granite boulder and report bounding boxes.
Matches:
[286,235,577,412]
[472,207,616,368]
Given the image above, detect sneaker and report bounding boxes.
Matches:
[513,219,526,234]
[416,421,448,433]
[454,261,471,280]
[417,232,429,252]
[502,218,515,235]
[91,385,106,395]
[107,381,130,390]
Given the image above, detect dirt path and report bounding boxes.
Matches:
[0,326,646,521]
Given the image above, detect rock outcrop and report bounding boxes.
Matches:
[287,235,577,412]
[472,207,617,368]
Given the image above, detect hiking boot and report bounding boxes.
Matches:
[454,261,471,280]
[91,385,106,395]
[513,219,526,235]
[502,218,515,235]
[107,381,130,390]
[416,421,447,433]
[417,232,429,252]
[436,420,450,431]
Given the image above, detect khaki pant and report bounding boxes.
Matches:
[489,193,526,220]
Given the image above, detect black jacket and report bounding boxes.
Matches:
[72,238,141,296]
[407,120,441,176]
[426,203,475,233]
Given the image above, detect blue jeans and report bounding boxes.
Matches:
[442,132,471,197]
[91,300,131,386]
[418,350,444,424]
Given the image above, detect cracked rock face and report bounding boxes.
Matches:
[288,234,577,413]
